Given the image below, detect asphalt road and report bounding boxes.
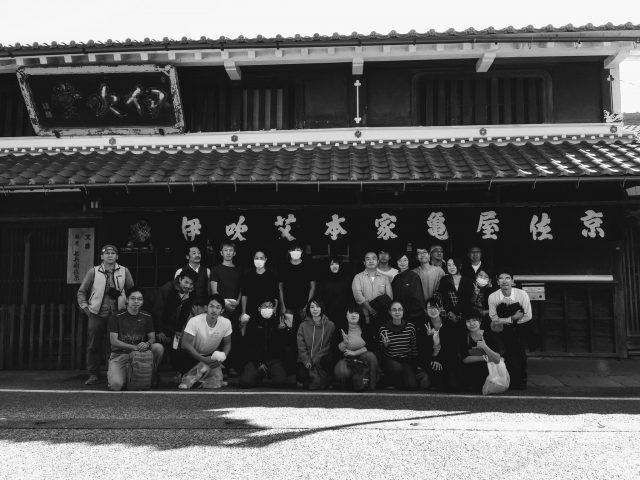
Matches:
[1,390,639,480]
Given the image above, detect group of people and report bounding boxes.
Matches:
[77,241,534,393]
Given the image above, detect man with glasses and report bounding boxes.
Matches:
[106,287,164,391]
[77,244,134,386]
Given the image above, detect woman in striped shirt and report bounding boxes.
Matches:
[378,301,418,390]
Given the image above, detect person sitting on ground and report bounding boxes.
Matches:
[152,269,196,379]
[333,303,379,391]
[237,299,293,388]
[106,286,164,391]
[296,298,335,390]
[178,294,232,389]
[378,301,418,390]
[416,297,459,392]
[459,309,504,393]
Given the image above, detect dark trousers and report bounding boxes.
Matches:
[502,326,528,387]
[334,352,379,391]
[239,359,289,388]
[86,312,108,375]
[380,357,418,390]
[296,355,333,390]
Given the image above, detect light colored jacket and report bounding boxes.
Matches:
[77,263,132,315]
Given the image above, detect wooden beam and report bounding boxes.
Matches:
[475,51,496,72]
[224,59,241,80]
[604,49,630,69]
[352,56,364,76]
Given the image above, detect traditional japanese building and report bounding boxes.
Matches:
[1,23,640,369]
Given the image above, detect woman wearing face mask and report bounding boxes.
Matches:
[459,309,504,393]
[238,299,293,388]
[235,251,279,376]
[391,251,425,324]
[296,298,335,390]
[416,297,460,391]
[470,269,493,329]
[437,257,474,327]
[317,257,352,332]
[378,301,418,390]
[333,303,379,391]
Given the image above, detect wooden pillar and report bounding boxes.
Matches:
[22,232,31,306]
[612,240,628,357]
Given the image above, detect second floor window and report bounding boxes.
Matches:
[242,86,291,131]
[415,71,552,126]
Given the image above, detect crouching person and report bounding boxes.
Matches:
[178,294,232,389]
[107,287,164,391]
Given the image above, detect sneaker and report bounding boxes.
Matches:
[85,374,99,386]
[178,383,188,390]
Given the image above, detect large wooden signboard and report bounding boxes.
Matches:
[17,65,184,136]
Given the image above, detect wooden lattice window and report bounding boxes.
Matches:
[415,71,552,126]
[241,86,294,131]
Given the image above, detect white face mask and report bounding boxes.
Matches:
[476,277,489,287]
[254,259,266,269]
[289,250,302,260]
[260,308,274,319]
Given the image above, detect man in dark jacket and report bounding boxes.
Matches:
[175,245,210,314]
[152,270,196,374]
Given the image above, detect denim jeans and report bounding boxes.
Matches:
[107,343,164,391]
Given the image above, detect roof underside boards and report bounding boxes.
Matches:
[0,139,639,190]
[1,23,639,56]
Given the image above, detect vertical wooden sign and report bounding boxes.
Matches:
[67,228,95,284]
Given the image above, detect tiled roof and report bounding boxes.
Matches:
[1,23,638,56]
[1,139,639,190]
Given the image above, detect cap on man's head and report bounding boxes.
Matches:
[101,244,118,254]
[429,245,443,253]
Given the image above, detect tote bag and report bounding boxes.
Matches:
[482,359,510,395]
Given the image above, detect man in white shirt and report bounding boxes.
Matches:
[377,248,399,282]
[488,270,533,390]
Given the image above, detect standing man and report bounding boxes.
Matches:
[210,241,242,318]
[428,245,445,270]
[107,287,164,391]
[412,244,445,303]
[377,248,399,282]
[153,270,196,379]
[77,244,134,386]
[352,251,393,326]
[461,245,491,279]
[488,270,533,390]
[175,245,210,314]
[279,243,316,322]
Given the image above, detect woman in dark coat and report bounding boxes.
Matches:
[391,251,425,324]
[316,257,352,327]
[438,257,474,327]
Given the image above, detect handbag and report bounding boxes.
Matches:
[127,350,154,391]
[482,358,510,395]
[345,357,370,391]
